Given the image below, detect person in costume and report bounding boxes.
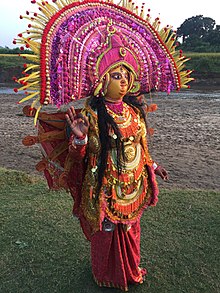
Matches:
[65,61,168,290]
[14,0,193,291]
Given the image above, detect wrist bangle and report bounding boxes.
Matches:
[155,165,161,171]
[153,162,158,170]
[76,134,86,140]
[74,135,88,145]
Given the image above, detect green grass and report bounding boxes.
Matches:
[183,52,220,74]
[0,168,219,293]
[186,52,220,57]
[0,54,26,69]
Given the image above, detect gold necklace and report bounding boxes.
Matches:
[105,102,130,122]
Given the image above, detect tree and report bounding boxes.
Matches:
[177,15,220,52]
[177,15,216,43]
[203,25,220,46]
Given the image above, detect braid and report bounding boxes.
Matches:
[89,95,147,198]
[90,96,124,197]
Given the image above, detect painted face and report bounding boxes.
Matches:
[105,65,129,102]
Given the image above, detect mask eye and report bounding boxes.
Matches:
[110,73,122,80]
[124,74,129,80]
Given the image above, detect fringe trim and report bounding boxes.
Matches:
[94,276,129,292]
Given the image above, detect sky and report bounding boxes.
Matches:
[1,0,219,48]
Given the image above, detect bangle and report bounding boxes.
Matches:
[153,162,158,170]
[155,165,161,172]
[74,135,88,145]
[76,134,86,140]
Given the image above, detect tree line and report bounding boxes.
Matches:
[0,47,31,54]
[177,15,220,52]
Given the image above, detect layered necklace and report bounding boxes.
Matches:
[105,100,140,138]
[105,100,130,123]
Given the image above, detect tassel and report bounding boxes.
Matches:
[19,54,39,61]
[16,80,39,93]
[53,0,63,10]
[18,71,40,82]
[31,97,40,110]
[159,27,171,42]
[140,3,145,18]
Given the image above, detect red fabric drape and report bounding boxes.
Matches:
[91,220,146,291]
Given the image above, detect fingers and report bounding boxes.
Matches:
[75,113,89,127]
[66,107,84,125]
[65,113,72,126]
[65,106,76,126]
[68,106,76,121]
[155,166,169,181]
[161,169,169,181]
[82,115,90,127]
[162,173,169,181]
[65,107,89,137]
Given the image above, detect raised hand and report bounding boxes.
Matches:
[65,106,89,138]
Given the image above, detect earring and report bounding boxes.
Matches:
[129,81,140,94]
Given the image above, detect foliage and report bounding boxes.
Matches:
[0,168,219,293]
[0,46,31,55]
[203,25,220,48]
[184,52,220,74]
[177,15,215,39]
[177,15,220,52]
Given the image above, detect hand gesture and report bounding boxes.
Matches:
[155,166,169,181]
[65,106,89,138]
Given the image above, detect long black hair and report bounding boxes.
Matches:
[89,94,148,197]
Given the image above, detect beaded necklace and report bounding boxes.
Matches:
[104,100,124,114]
[105,102,141,139]
[105,101,130,123]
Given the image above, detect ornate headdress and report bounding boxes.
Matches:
[14,0,193,122]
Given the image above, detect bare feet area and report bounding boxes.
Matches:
[0,90,219,191]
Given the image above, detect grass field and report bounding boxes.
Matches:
[0,54,26,69]
[185,52,220,74]
[0,167,219,293]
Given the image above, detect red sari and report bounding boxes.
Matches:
[66,102,158,291]
[91,220,146,291]
[29,101,158,291]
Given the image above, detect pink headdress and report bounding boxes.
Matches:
[88,27,141,96]
[96,32,140,79]
[14,0,193,121]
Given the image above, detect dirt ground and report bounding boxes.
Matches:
[0,91,219,191]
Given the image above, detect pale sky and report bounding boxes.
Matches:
[1,0,219,48]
